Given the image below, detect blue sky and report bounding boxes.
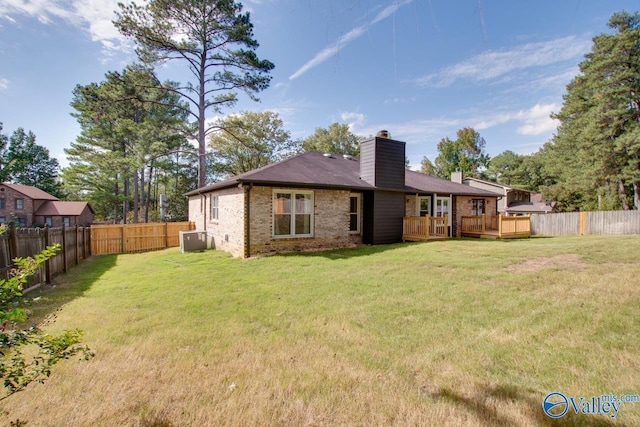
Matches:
[0,0,638,170]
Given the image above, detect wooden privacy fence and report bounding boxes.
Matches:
[530,210,640,236]
[91,222,195,255]
[0,225,91,290]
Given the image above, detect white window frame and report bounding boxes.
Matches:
[416,196,431,217]
[63,217,70,227]
[16,198,24,210]
[272,190,314,238]
[210,195,219,222]
[45,217,52,226]
[349,193,361,234]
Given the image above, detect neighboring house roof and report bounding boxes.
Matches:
[35,201,94,216]
[185,151,498,197]
[462,177,531,195]
[505,194,555,214]
[2,182,59,201]
[504,201,554,214]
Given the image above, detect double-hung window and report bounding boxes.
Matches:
[210,195,219,221]
[273,190,313,237]
[16,199,23,210]
[349,193,361,234]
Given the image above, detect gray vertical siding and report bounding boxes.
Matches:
[363,191,405,244]
[359,137,406,190]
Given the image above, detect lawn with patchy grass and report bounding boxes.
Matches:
[1,236,639,426]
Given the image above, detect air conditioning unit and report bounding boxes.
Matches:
[179,231,213,253]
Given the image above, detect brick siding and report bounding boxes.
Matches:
[188,186,363,257]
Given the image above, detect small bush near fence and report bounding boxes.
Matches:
[530,210,640,236]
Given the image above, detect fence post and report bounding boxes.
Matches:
[44,224,51,284]
[62,225,68,273]
[87,226,91,256]
[75,225,79,265]
[122,224,126,254]
[8,222,17,261]
[165,222,169,249]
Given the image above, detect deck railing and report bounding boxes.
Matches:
[402,216,448,241]
[498,215,531,237]
[461,215,531,238]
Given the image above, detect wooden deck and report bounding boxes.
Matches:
[402,216,449,241]
[461,215,531,239]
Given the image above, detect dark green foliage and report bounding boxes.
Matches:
[114,0,275,188]
[208,111,298,178]
[301,123,362,156]
[0,123,64,198]
[546,11,640,210]
[66,64,192,222]
[431,127,490,179]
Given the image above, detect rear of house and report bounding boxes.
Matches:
[187,131,500,258]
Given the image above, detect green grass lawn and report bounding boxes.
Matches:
[2,236,639,426]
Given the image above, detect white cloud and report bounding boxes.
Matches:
[0,78,8,91]
[0,0,128,54]
[340,111,366,130]
[412,35,592,88]
[289,0,413,80]
[474,103,560,136]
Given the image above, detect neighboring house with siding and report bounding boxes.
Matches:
[456,176,555,215]
[186,131,498,258]
[0,182,94,227]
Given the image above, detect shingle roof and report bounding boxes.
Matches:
[185,151,498,197]
[35,201,93,216]
[463,177,531,194]
[405,170,499,196]
[2,182,59,201]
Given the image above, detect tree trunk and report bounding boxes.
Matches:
[618,178,630,210]
[123,177,130,224]
[133,169,139,223]
[145,164,154,223]
[198,57,206,189]
[113,180,119,224]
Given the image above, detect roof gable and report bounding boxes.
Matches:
[2,182,59,201]
[35,201,93,216]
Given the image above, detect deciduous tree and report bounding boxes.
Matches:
[432,127,490,179]
[301,123,361,156]
[0,124,64,198]
[208,111,297,177]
